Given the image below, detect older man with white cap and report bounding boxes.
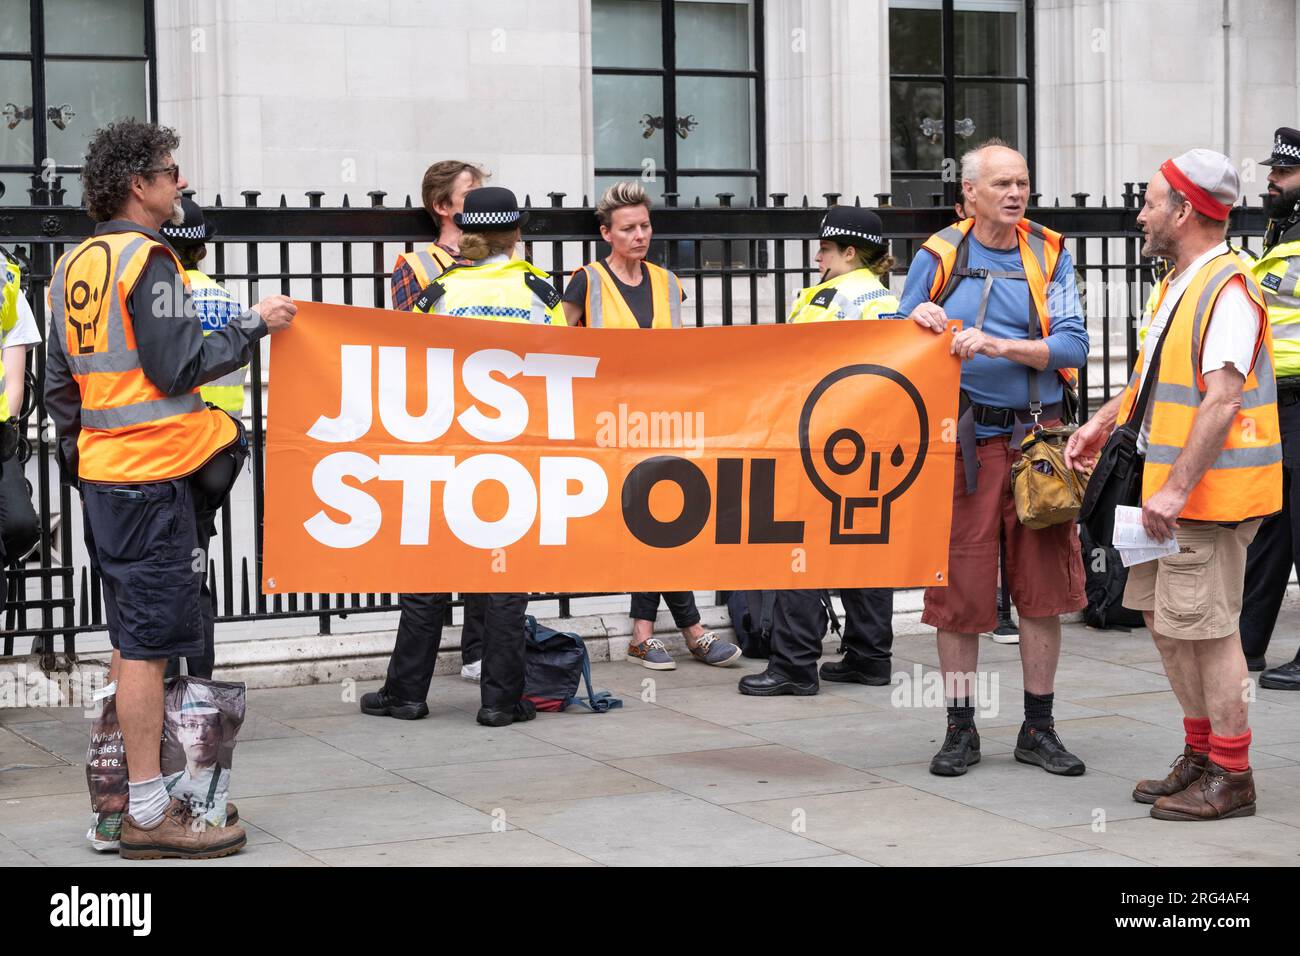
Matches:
[1067,149,1282,822]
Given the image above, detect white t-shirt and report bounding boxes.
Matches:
[1135,243,1261,453]
[3,292,43,350]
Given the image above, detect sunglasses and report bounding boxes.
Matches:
[142,163,180,183]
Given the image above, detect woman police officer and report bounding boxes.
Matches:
[741,206,901,696]
[361,186,563,727]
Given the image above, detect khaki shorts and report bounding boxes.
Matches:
[1122,519,1260,640]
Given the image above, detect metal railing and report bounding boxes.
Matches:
[0,178,1269,656]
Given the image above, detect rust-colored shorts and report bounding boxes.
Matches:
[922,435,1086,634]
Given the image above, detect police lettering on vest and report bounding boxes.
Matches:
[574,260,683,328]
[1117,251,1282,522]
[413,257,565,326]
[48,233,236,483]
[788,267,899,324]
[186,268,249,415]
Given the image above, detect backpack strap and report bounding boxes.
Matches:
[566,632,624,713]
[819,590,841,634]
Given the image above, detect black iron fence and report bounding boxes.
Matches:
[0,180,1270,656]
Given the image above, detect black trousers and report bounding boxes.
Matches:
[629,591,701,629]
[1241,396,1300,663]
[396,592,484,665]
[838,588,895,677]
[384,592,526,711]
[769,588,894,684]
[0,455,39,609]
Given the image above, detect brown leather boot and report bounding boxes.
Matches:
[119,797,247,860]
[1132,745,1209,805]
[1150,760,1256,821]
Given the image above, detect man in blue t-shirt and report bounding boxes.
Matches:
[898,140,1090,780]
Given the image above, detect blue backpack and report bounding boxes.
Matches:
[522,616,622,713]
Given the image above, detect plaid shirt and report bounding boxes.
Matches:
[390,243,466,311]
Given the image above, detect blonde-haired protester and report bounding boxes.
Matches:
[562,181,742,671]
[361,187,564,729]
[741,207,901,697]
[390,159,485,311]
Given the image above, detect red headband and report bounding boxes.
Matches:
[1159,159,1231,221]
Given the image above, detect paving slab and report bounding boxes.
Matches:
[1251,764,1300,828]
[996,653,1175,699]
[1073,690,1300,747]
[610,744,892,805]
[284,709,568,769]
[234,783,495,851]
[650,683,878,726]
[397,753,664,811]
[506,790,832,866]
[589,656,769,693]
[749,853,877,866]
[0,763,86,798]
[1056,815,1300,866]
[6,723,87,768]
[310,830,598,866]
[231,736,404,797]
[0,832,41,866]
[870,758,1153,829]
[513,706,767,761]
[728,787,1092,866]
[0,725,68,771]
[967,848,1151,866]
[738,708,1013,771]
[983,715,1295,781]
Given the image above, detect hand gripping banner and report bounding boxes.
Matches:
[263,303,961,593]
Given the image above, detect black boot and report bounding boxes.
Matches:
[359,688,429,720]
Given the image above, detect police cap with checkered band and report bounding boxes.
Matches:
[453,186,530,230]
[1262,127,1300,168]
[159,197,217,248]
[819,206,886,252]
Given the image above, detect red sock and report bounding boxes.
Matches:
[1209,729,1251,772]
[1183,716,1211,754]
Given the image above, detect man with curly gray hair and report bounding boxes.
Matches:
[45,120,296,860]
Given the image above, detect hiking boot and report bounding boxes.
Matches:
[929,723,981,776]
[477,698,537,727]
[1132,745,1209,804]
[119,798,246,861]
[628,637,675,670]
[1151,761,1256,821]
[1014,722,1086,775]
[819,657,891,686]
[359,688,429,720]
[687,631,741,667]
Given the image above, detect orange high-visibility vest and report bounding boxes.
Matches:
[572,260,682,328]
[921,217,1077,388]
[49,231,236,483]
[1117,251,1281,522]
[394,243,458,301]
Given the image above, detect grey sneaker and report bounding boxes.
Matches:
[628,637,675,670]
[688,631,742,667]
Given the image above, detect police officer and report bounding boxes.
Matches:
[0,244,42,605]
[1240,127,1300,690]
[361,186,562,728]
[156,198,249,681]
[160,198,249,416]
[388,161,487,685]
[44,120,295,860]
[739,207,900,696]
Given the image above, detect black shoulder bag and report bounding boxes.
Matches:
[1078,293,1181,547]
